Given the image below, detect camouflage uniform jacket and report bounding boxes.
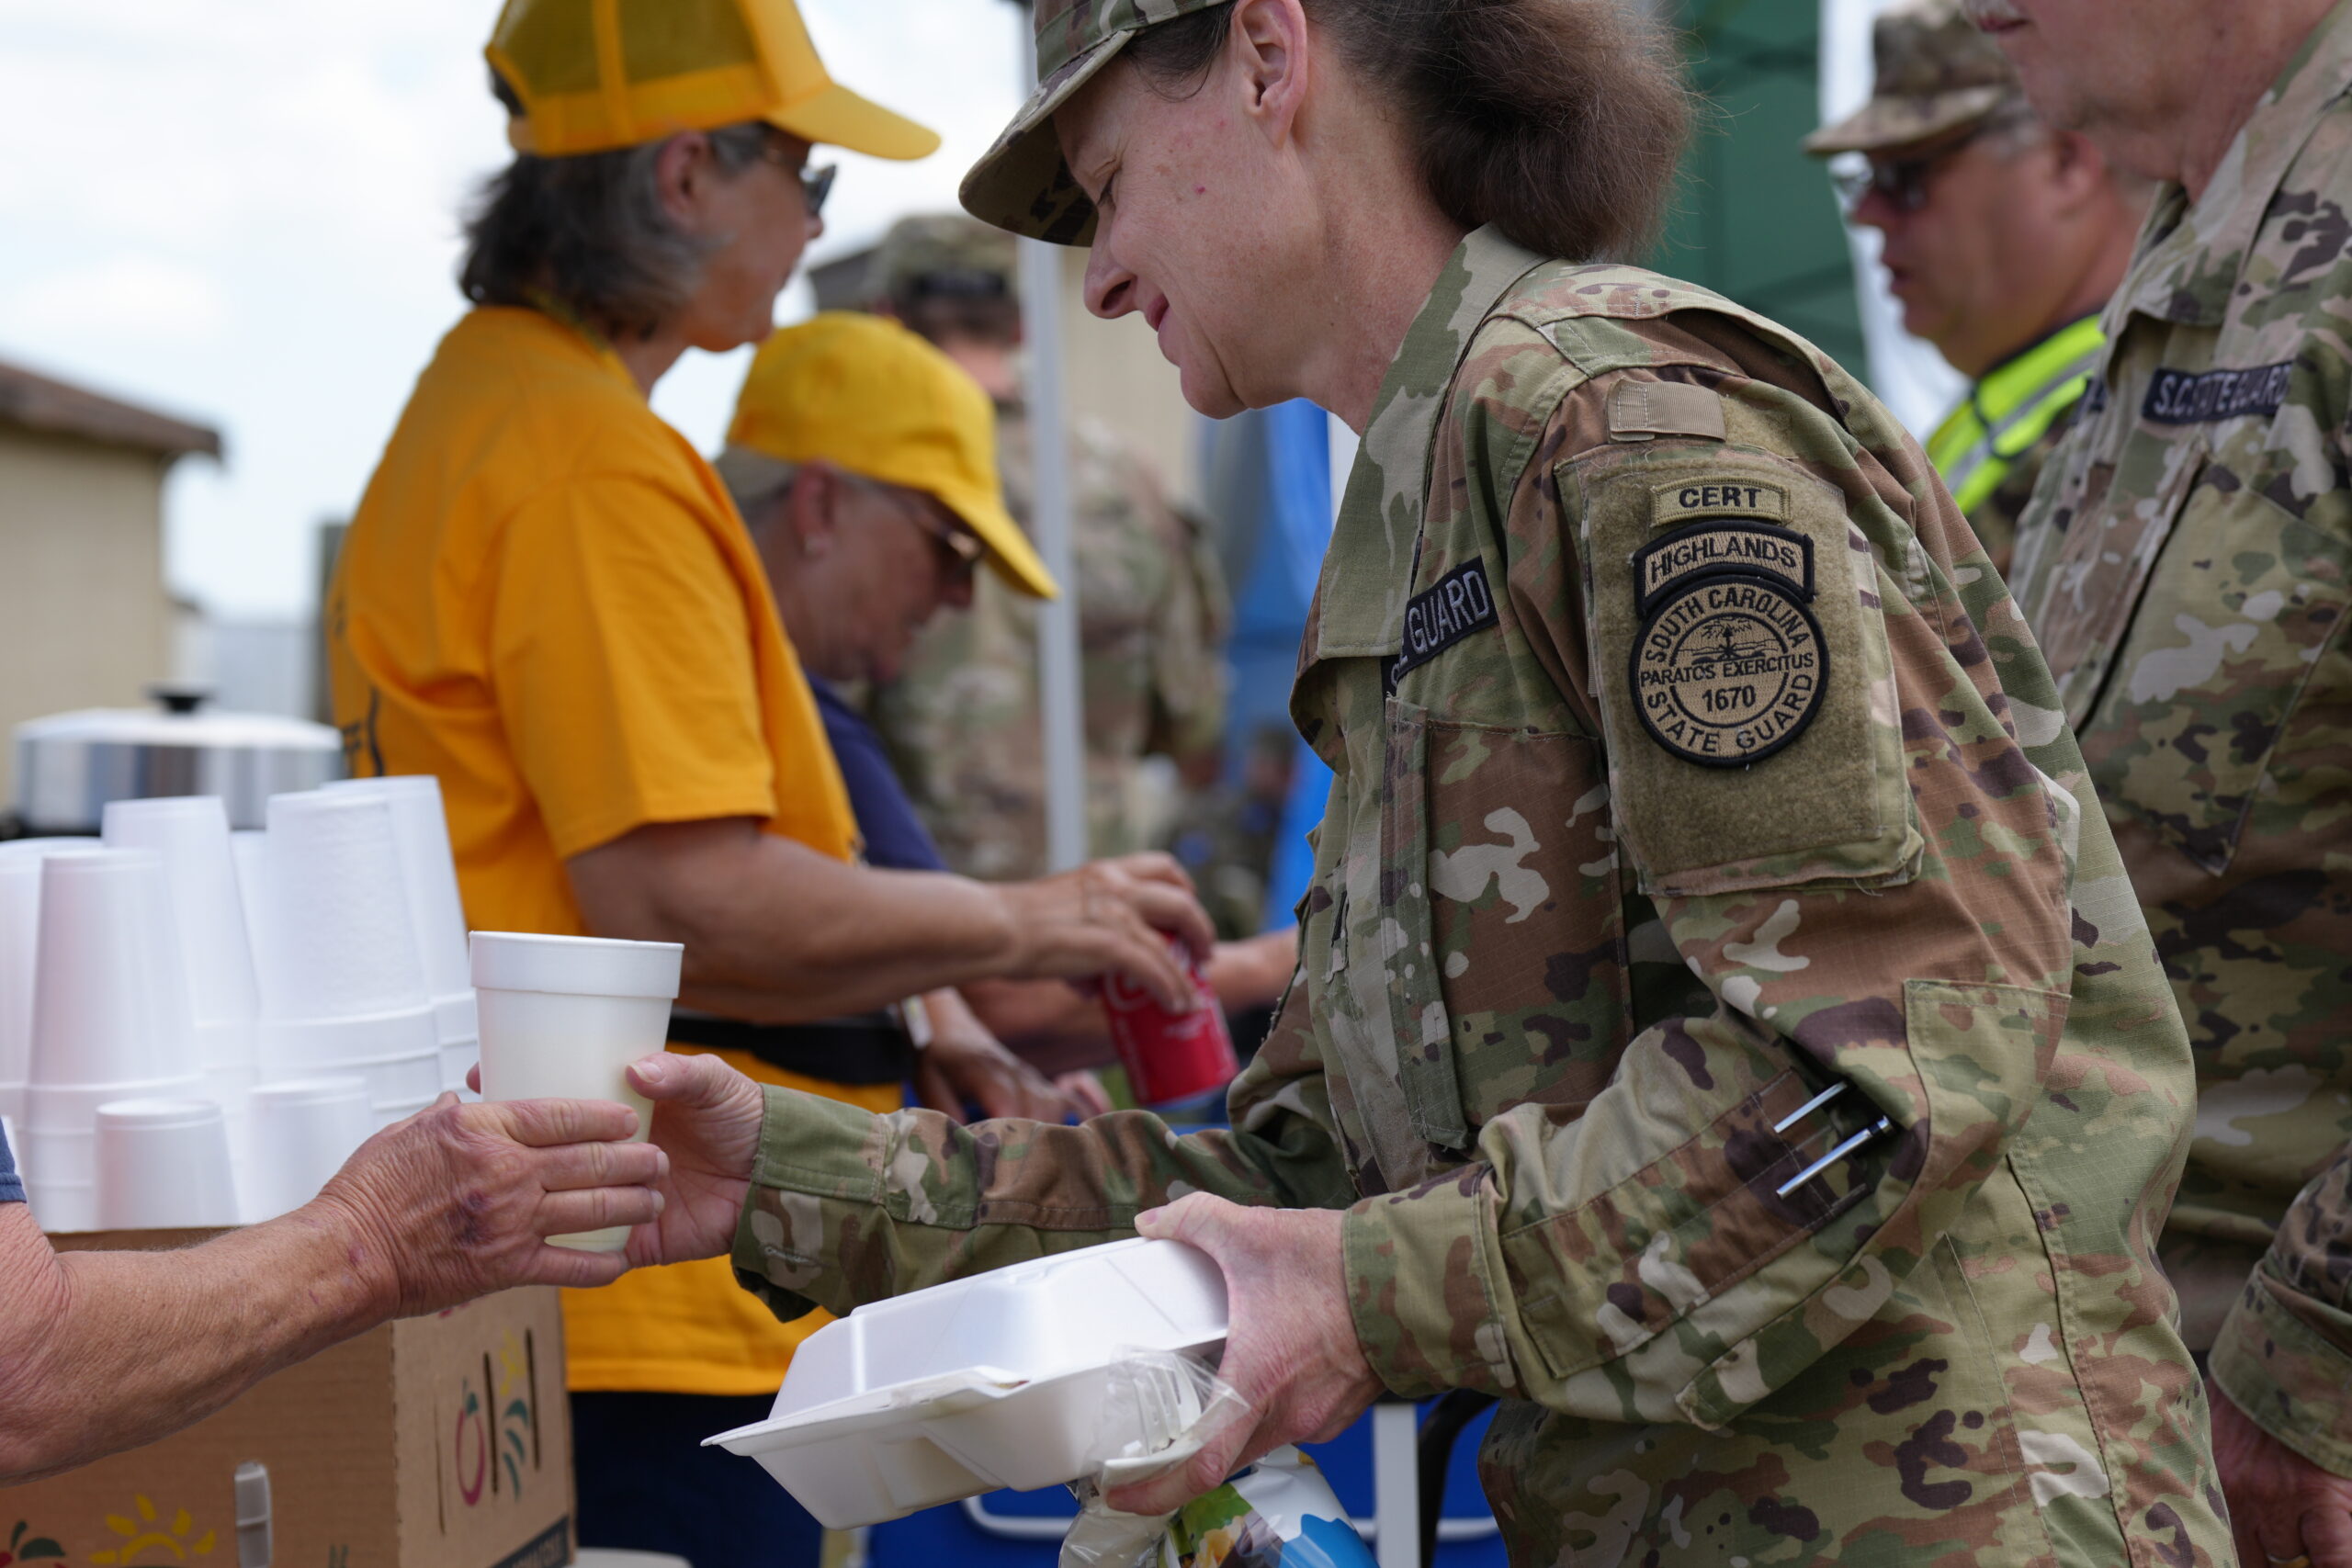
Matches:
[2005,0,2352,1475]
[865,402,1228,880]
[732,230,2228,1565]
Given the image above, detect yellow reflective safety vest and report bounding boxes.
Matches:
[1927,312,2106,520]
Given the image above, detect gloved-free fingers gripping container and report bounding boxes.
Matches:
[705,1237,1229,1529]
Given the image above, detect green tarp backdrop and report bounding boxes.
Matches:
[1650,0,1867,372]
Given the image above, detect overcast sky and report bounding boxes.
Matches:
[0,0,1024,619]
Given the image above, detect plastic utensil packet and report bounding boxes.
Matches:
[1059,1349,1247,1568]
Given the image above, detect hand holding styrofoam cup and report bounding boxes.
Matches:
[95,1097,240,1229]
[470,931,682,1252]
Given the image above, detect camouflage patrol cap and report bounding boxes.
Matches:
[868,213,1018,304]
[1804,0,2026,156]
[960,0,1216,246]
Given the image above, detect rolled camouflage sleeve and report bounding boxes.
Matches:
[2212,1149,2352,1474]
[731,974,1358,1320]
[1338,361,2109,1424]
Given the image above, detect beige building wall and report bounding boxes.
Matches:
[1057,246,1204,513]
[0,426,175,801]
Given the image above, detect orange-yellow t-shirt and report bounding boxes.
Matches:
[328,305,894,1395]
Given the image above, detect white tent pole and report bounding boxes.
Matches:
[1016,10,1091,874]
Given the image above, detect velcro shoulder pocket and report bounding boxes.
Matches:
[1562,441,1919,897]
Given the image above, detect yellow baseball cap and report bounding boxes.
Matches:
[719,313,1058,600]
[488,0,941,162]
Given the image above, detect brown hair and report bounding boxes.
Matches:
[1126,0,1691,262]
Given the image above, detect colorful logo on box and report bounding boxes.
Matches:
[2,1519,68,1565]
[87,1494,215,1564]
[452,1328,541,1508]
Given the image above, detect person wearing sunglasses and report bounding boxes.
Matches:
[713,310,1121,1123]
[1805,0,2146,574]
[326,3,1214,1564]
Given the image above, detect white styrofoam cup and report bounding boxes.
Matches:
[320,777,477,1046]
[256,792,430,1021]
[100,796,260,1061]
[244,1076,373,1221]
[95,1097,240,1229]
[471,931,682,1252]
[27,849,198,1092]
[0,853,45,1125]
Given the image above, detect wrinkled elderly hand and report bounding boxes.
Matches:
[1106,1194,1385,1516]
[309,1093,668,1318]
[2213,1377,2352,1568]
[995,852,1217,1011]
[623,1051,770,1266]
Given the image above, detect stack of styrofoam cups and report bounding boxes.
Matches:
[243,1076,375,1221]
[473,931,682,1252]
[253,792,440,1129]
[0,839,95,1127]
[229,829,274,1000]
[22,848,205,1232]
[322,777,479,1099]
[101,798,261,1154]
[94,1097,241,1228]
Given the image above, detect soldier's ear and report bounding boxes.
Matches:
[1232,0,1312,146]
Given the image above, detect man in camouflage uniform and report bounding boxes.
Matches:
[1981,0,2352,1558]
[862,213,1229,881]
[1804,0,2144,574]
[628,2,2235,1562]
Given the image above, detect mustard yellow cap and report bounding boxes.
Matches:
[488,0,941,162]
[723,314,1057,601]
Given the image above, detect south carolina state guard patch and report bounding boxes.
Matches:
[1631,574,1826,766]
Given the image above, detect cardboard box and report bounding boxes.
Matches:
[0,1232,571,1568]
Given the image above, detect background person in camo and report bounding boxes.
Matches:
[861,211,1231,886]
[1804,0,2145,576]
[325,1,1215,1563]
[1976,0,2352,1562]
[613,0,2232,1561]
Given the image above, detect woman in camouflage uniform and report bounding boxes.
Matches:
[632,0,2235,1560]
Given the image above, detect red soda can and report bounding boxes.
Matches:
[1100,935,1238,1106]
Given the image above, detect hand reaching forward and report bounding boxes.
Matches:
[312,1093,668,1318]
[621,1051,770,1267]
[1104,1194,1385,1517]
[2213,1375,2352,1568]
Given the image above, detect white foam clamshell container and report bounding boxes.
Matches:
[706,1237,1227,1529]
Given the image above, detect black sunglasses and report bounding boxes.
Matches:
[1833,124,1988,217]
[759,139,836,220]
[872,483,985,580]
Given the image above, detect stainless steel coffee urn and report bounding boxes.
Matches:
[12,685,343,835]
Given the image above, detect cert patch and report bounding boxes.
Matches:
[1630,576,1826,767]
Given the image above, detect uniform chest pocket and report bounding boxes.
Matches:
[1381,700,1630,1150]
[2031,445,2208,725]
[2076,461,2352,874]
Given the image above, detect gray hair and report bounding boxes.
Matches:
[712,446,800,522]
[458,107,774,340]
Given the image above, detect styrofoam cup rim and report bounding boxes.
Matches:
[469,931,682,999]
